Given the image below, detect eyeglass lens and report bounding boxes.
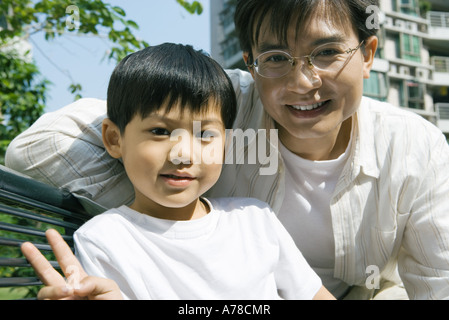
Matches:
[254,42,360,78]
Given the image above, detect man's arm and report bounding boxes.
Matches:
[5,98,134,211]
[398,132,449,299]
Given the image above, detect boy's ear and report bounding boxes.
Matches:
[242,52,256,80]
[102,118,122,159]
[362,36,378,79]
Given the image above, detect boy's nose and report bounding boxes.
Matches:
[169,130,199,165]
[171,153,192,165]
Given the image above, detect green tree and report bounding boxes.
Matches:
[0,0,203,163]
[419,0,432,18]
[0,48,48,162]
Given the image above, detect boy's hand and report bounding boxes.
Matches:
[21,229,123,300]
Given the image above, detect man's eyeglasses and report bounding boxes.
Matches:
[248,41,365,79]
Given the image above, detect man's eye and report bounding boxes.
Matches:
[150,128,170,136]
[264,54,289,63]
[315,48,340,57]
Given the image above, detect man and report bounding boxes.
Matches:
[6,0,449,299]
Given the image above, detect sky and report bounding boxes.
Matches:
[29,0,211,113]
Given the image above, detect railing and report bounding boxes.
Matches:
[437,103,449,121]
[427,11,449,28]
[431,56,449,73]
[0,165,90,299]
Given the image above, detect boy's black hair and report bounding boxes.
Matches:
[235,0,380,63]
[107,43,237,132]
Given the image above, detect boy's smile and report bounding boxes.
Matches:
[160,171,197,188]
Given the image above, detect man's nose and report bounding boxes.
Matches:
[286,61,322,94]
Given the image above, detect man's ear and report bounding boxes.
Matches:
[102,118,122,159]
[362,36,378,79]
[242,52,256,80]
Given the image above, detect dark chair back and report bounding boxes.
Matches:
[0,166,90,299]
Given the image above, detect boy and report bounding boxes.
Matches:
[22,43,334,300]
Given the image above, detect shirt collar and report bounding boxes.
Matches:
[351,97,380,179]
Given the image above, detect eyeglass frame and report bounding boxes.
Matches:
[247,40,365,79]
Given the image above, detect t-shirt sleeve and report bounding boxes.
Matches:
[74,228,135,300]
[268,209,323,299]
[74,230,110,279]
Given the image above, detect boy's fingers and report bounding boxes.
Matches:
[20,242,66,286]
[45,229,88,279]
[21,229,88,287]
[37,286,75,300]
[75,277,123,300]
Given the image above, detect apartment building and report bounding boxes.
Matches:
[210,0,449,139]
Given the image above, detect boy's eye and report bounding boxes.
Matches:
[199,130,219,140]
[150,128,170,136]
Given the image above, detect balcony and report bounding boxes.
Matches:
[436,103,449,133]
[427,11,449,40]
[431,56,449,85]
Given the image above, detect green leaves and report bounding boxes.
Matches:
[176,0,203,15]
[68,83,83,101]
[112,6,126,17]
[1,0,149,60]
[0,0,150,163]
[0,0,203,164]
[0,50,48,163]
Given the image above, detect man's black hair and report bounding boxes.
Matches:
[235,0,380,63]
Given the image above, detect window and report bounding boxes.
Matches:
[363,71,388,101]
[401,34,421,62]
[221,35,240,60]
[397,0,419,16]
[394,80,425,110]
[220,0,237,29]
[406,80,424,109]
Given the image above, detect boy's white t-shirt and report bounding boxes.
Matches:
[74,197,322,300]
